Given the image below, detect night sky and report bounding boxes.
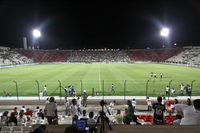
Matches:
[1,0,200,49]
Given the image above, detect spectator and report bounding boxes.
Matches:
[64,99,71,116]
[152,96,165,125]
[125,100,134,125]
[171,87,176,97]
[111,83,115,94]
[186,98,192,106]
[44,96,58,125]
[109,100,116,115]
[87,111,96,125]
[39,91,43,98]
[146,97,152,111]
[166,85,170,96]
[64,86,68,98]
[71,98,78,116]
[180,83,185,95]
[43,85,48,96]
[175,99,200,125]
[132,98,136,112]
[37,109,45,120]
[79,110,88,120]
[87,111,96,133]
[77,97,82,115]
[1,111,9,125]
[17,110,27,126]
[172,113,183,125]
[20,105,26,113]
[82,90,88,107]
[7,107,18,126]
[45,98,49,104]
[24,108,33,117]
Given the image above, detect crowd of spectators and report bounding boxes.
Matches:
[0,96,200,133]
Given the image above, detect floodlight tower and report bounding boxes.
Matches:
[160,28,169,48]
[32,29,41,49]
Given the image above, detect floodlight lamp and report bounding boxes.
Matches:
[160,28,169,37]
[32,29,41,38]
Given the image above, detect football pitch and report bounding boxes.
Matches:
[0,63,200,96]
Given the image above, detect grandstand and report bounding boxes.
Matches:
[0,47,188,64]
[167,46,200,65]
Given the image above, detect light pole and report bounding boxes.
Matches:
[160,28,170,48]
[32,29,41,49]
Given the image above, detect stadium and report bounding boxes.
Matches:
[0,47,200,97]
[1,0,200,133]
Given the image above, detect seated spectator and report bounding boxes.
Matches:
[123,108,128,124]
[1,111,9,125]
[24,108,33,117]
[7,111,18,126]
[17,110,27,126]
[109,100,116,115]
[79,110,88,120]
[37,109,45,119]
[115,110,123,124]
[87,111,96,133]
[172,113,183,125]
[186,98,192,106]
[87,111,96,125]
[20,105,26,113]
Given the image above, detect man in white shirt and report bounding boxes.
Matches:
[180,83,185,95]
[132,98,136,112]
[175,99,200,125]
[146,97,152,111]
[43,85,47,96]
[109,100,116,115]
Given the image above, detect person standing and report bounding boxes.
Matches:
[146,97,152,111]
[152,96,165,125]
[132,98,136,112]
[71,98,78,116]
[44,97,57,125]
[43,85,48,96]
[64,86,68,98]
[125,100,134,125]
[82,90,88,107]
[109,100,116,115]
[180,83,185,95]
[171,87,176,97]
[111,84,115,94]
[166,85,170,96]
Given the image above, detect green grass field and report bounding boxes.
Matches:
[0,63,200,96]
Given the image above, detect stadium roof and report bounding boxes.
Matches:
[0,0,200,49]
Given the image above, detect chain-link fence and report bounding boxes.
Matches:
[1,79,199,100]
